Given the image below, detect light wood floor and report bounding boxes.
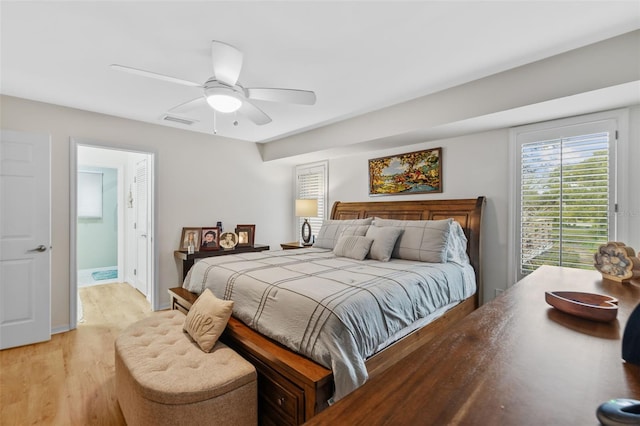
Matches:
[0,283,153,426]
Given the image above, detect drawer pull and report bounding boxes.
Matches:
[278,397,286,406]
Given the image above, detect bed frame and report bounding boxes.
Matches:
[178,197,485,425]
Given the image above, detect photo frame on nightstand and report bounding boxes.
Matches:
[219,232,238,250]
[180,227,201,252]
[235,224,255,247]
[200,227,220,251]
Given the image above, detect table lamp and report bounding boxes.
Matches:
[295,199,318,244]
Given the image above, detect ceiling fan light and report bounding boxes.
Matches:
[206,94,242,113]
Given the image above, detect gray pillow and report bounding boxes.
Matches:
[373,217,453,263]
[333,236,374,261]
[365,226,404,262]
[340,225,370,237]
[313,218,374,249]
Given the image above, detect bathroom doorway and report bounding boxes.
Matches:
[71,140,156,327]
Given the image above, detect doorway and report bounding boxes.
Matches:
[70,140,156,329]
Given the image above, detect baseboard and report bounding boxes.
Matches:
[52,324,71,334]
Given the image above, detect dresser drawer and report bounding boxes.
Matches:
[258,368,302,425]
[222,333,307,425]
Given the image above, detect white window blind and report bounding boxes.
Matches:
[295,161,327,240]
[517,122,616,279]
[78,171,103,219]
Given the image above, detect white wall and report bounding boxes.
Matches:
[1,95,292,331]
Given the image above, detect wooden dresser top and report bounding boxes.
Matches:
[305,266,640,425]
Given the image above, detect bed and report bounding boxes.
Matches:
[180,197,485,424]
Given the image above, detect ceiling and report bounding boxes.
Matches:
[2,1,639,143]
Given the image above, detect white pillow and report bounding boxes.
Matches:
[447,221,470,264]
[333,235,374,260]
[365,226,404,262]
[313,218,373,249]
[372,217,453,263]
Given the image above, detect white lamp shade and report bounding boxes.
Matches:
[295,199,318,217]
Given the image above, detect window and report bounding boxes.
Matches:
[77,171,103,218]
[295,161,328,240]
[510,111,626,282]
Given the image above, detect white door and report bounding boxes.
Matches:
[134,159,148,296]
[0,129,51,349]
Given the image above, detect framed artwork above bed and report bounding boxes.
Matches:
[368,147,442,196]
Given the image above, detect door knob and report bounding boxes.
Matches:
[29,245,47,252]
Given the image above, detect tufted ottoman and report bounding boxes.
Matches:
[115,310,257,426]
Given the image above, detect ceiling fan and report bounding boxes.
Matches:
[110,40,316,126]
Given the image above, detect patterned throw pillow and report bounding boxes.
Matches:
[183,289,233,352]
[333,235,374,261]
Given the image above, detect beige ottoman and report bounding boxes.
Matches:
[115,310,257,426]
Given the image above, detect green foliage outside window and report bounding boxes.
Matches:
[521,134,610,275]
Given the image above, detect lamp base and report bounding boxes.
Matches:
[301,219,312,244]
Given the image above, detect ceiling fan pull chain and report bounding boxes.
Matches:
[213,110,217,134]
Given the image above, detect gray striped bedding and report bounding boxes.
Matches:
[183,247,475,402]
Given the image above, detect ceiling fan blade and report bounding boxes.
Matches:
[211,41,243,86]
[246,88,316,105]
[168,96,206,113]
[110,64,201,87]
[238,99,272,125]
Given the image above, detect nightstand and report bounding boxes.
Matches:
[174,244,269,280]
[280,241,313,250]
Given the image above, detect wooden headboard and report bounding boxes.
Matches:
[331,197,486,305]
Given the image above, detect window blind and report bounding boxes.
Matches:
[295,162,327,239]
[520,132,611,275]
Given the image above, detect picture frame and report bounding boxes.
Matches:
[180,227,201,252]
[200,227,220,251]
[219,232,238,250]
[368,147,442,196]
[235,224,255,247]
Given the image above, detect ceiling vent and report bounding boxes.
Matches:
[162,115,197,126]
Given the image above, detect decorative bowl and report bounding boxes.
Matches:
[545,291,618,322]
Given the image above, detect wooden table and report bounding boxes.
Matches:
[174,244,269,281]
[304,266,640,426]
